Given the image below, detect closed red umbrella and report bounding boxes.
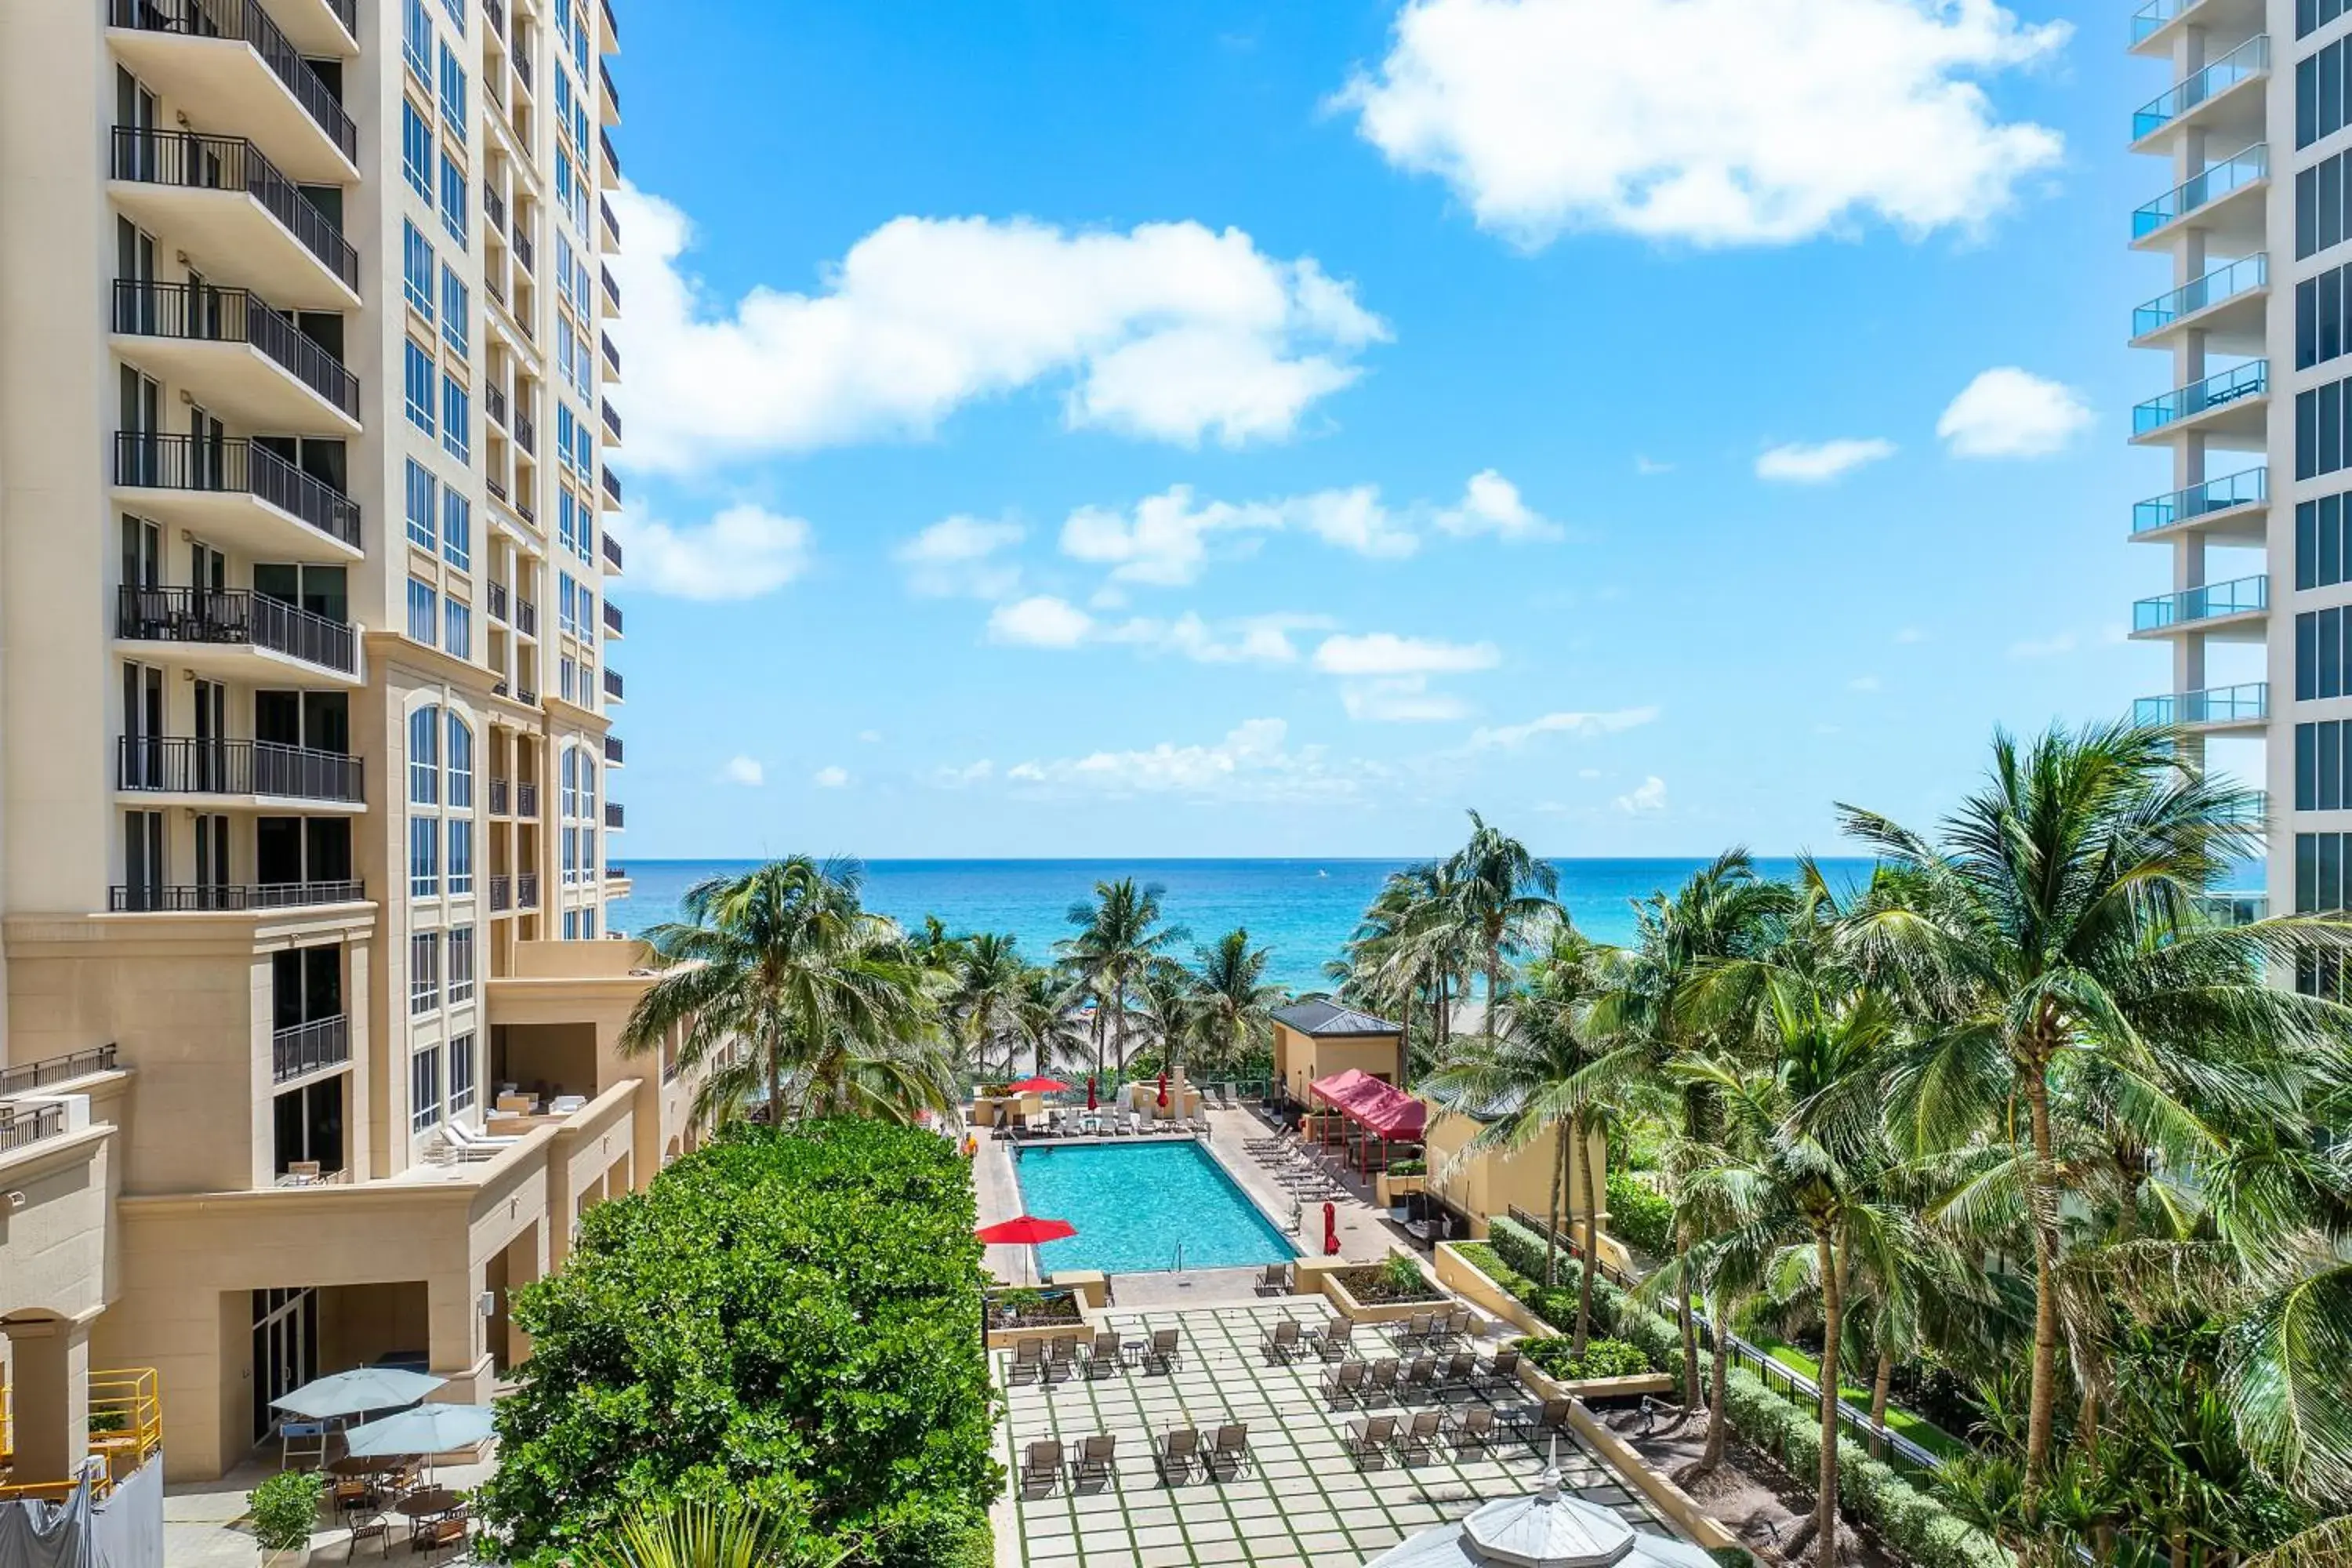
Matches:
[1007,1076,1069,1094]
[975,1216,1080,1246]
[1157,1073,1169,1109]
[1323,1200,1340,1256]
[1085,1076,1097,1111]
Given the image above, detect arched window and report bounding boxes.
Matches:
[408,706,440,804]
[446,714,474,809]
[561,746,579,818]
[580,754,596,817]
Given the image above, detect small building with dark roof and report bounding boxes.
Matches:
[1270,997,1403,1105]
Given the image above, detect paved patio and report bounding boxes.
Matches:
[991,1299,1677,1568]
[162,1447,496,1565]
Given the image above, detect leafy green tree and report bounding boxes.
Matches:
[1057,878,1188,1076]
[1443,810,1560,1046]
[945,932,1027,1079]
[1009,965,1086,1080]
[1190,928,1287,1076]
[1344,862,1471,1080]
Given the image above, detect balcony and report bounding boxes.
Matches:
[518,780,540,816]
[517,228,536,275]
[604,733,624,765]
[606,862,628,881]
[516,598,539,637]
[2133,145,2267,248]
[104,0,358,180]
[0,1102,67,1156]
[108,129,358,307]
[602,532,624,573]
[600,60,621,123]
[603,666,624,702]
[2132,34,2267,146]
[604,801,625,829]
[516,409,537,454]
[2132,572,2269,637]
[107,879,365,913]
[112,281,361,433]
[600,128,621,183]
[2130,252,2267,353]
[486,382,509,429]
[489,777,510,815]
[118,737,365,805]
[601,196,621,251]
[602,265,621,315]
[0,1045,120,1098]
[2131,359,2267,445]
[114,433,361,557]
[601,0,619,52]
[483,0,503,39]
[271,1014,350,1083]
[517,870,541,909]
[2195,891,2270,924]
[601,467,623,509]
[2133,681,2269,731]
[517,683,539,705]
[602,398,622,443]
[489,873,513,912]
[603,598,623,638]
[2132,466,2267,541]
[2131,0,2263,49]
[117,586,360,682]
[485,185,507,236]
[487,582,510,622]
[601,335,621,380]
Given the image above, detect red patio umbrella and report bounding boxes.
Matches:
[1085,1076,1097,1111]
[1323,1200,1341,1256]
[1007,1076,1069,1094]
[975,1215,1080,1246]
[1157,1073,1169,1109]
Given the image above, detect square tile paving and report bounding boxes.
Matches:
[993,1300,1679,1567]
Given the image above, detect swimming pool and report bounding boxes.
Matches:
[1012,1140,1300,1275]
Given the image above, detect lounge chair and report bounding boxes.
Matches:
[1344,1414,1398,1466]
[1144,1327,1181,1371]
[1477,1346,1521,1388]
[1314,1318,1356,1359]
[1207,1423,1250,1479]
[549,1094,589,1115]
[1361,1356,1400,1403]
[1400,1353,1438,1399]
[1045,1336,1082,1381]
[1021,1439,1063,1491]
[1320,1359,1368,1406]
[1261,1318,1302,1361]
[441,1120,520,1160]
[1505,1396,1572,1438]
[1085,1330,1124,1376]
[1393,1408,1443,1463]
[1154,1427,1200,1484]
[1008,1338,1046,1384]
[1441,1351,1479,1387]
[1398,1309,1436,1346]
[1069,1432,1117,1488]
[1254,1262,1291,1297]
[1450,1405,1497,1454]
[1448,1305,1479,1341]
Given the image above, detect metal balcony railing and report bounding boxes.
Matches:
[516,410,536,453]
[489,777,510,815]
[600,128,620,179]
[602,265,621,312]
[0,1045,120,1097]
[114,433,361,550]
[483,0,503,39]
[112,280,361,419]
[2134,144,2267,238]
[118,737,364,802]
[2133,573,2269,631]
[601,467,623,506]
[485,185,507,235]
[2134,681,2270,727]
[2132,466,2267,533]
[602,532,623,572]
[517,870,541,908]
[603,599,622,636]
[486,382,509,427]
[487,582,510,622]
[601,0,619,50]
[603,666,623,700]
[601,398,622,441]
[108,879,365,912]
[518,781,540,816]
[604,801,625,829]
[604,733,623,764]
[2132,359,2267,434]
[516,598,539,636]
[516,229,535,274]
[488,873,513,911]
[108,129,358,293]
[2132,252,2266,337]
[271,1015,350,1082]
[117,586,358,673]
[601,335,620,378]
[0,1103,67,1155]
[607,862,628,880]
[600,60,621,116]
[2134,34,2267,140]
[105,0,358,162]
[601,196,620,248]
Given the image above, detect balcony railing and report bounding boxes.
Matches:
[483,0,503,38]
[600,128,620,179]
[603,666,624,700]
[518,780,540,816]
[0,1045,119,1098]
[2133,252,2267,337]
[0,1102,67,1156]
[602,467,623,506]
[487,475,509,504]
[485,185,507,235]
[516,410,536,454]
[516,598,539,636]
[604,801,625,829]
[517,684,539,705]
[601,335,621,378]
[2133,466,2267,533]
[601,60,621,115]
[118,737,364,802]
[109,129,358,293]
[271,1014,350,1082]
[114,433,361,550]
[602,532,623,572]
[2133,572,2269,630]
[113,280,361,419]
[2131,0,2189,43]
[108,879,365,912]
[2132,359,2267,434]
[2196,891,2270,925]
[2134,144,2267,238]
[601,0,619,49]
[516,229,535,274]
[517,870,541,908]
[489,777,510,815]
[488,582,510,622]
[118,586,358,674]
[486,382,509,427]
[489,873,513,911]
[2134,34,2267,140]
[2134,681,2270,727]
[602,398,622,441]
[602,265,621,313]
[604,733,624,764]
[106,0,358,163]
[603,599,622,636]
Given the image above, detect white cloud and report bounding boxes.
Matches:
[1108,612,1327,665]
[1312,632,1501,676]
[613,503,814,601]
[858,729,884,743]
[1057,475,1514,586]
[2008,631,2078,659]
[1469,706,1660,749]
[1432,469,1560,540]
[936,760,995,787]
[1335,0,2067,249]
[1894,626,1930,644]
[1616,775,1668,815]
[1003,718,1358,802]
[717,756,765,786]
[1341,676,1470,723]
[1755,438,1896,483]
[610,189,1386,472]
[1634,456,1674,476]
[1848,674,1883,693]
[1937,367,2093,458]
[1061,487,1287,586]
[1292,487,1422,559]
[987,595,1096,648]
[812,766,851,789]
[895,515,1025,597]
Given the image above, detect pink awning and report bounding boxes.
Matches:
[1308,1069,1427,1140]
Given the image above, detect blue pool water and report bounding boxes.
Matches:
[1012,1141,1299,1275]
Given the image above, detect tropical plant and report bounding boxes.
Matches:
[1343,861,1471,1080]
[1009,965,1087,1080]
[574,1498,836,1568]
[1189,927,1287,1075]
[249,1468,324,1557]
[1443,810,1560,1045]
[945,932,1029,1079]
[1057,878,1188,1076]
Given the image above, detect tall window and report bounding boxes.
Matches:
[448,816,474,895]
[441,266,470,357]
[439,151,468,243]
[447,1032,477,1112]
[561,746,579,818]
[404,0,433,80]
[401,100,433,198]
[441,376,471,464]
[447,716,474,807]
[405,339,436,435]
[445,601,472,660]
[410,1041,442,1132]
[406,578,438,645]
[437,39,467,125]
[443,492,471,572]
[405,459,437,551]
[408,706,440,804]
[409,931,441,1014]
[403,221,436,321]
[557,488,578,554]
[409,817,440,898]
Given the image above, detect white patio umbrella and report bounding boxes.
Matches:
[1362,1443,1721,1568]
[342,1403,495,1457]
[270,1367,445,1421]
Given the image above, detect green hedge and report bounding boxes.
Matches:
[1477,1218,2002,1568]
[1523,1336,1650,1380]
[1605,1172,1675,1256]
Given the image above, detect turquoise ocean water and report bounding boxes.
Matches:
[608,857,1875,993]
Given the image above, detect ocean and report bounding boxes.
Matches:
[606,858,1877,993]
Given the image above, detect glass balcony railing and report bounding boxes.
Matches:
[2134,35,2268,139]
[2133,359,2267,434]
[2133,466,2267,533]
[2195,891,2270,925]
[2134,681,2270,726]
[2131,0,2190,42]
[2134,144,2267,238]
[2133,572,2269,630]
[2134,253,2266,336]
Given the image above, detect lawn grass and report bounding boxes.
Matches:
[1746,1332,1969,1461]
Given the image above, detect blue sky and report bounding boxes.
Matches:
[604,0,2194,861]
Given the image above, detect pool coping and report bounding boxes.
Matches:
[1013,1133,1303,1278]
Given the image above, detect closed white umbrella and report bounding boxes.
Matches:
[270,1367,445,1421]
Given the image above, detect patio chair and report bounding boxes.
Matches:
[1154,1426,1200,1484]
[1399,1353,1438,1399]
[1207,1424,1251,1479]
[1450,1405,1497,1454]
[1504,1397,1573,1439]
[1361,1356,1400,1403]
[1477,1346,1521,1389]
[1399,1309,1436,1346]
[1314,1317,1356,1359]
[1045,1335,1082,1381]
[1393,1408,1443,1464]
[1320,1359,1368,1406]
[1344,1414,1398,1466]
[1441,1351,1479,1387]
[1449,1305,1479,1341]
[1009,1338,1046,1384]
[1261,1318,1302,1361]
[1020,1439,1063,1492]
[412,1514,467,1560]
[1253,1262,1292,1297]
[1069,1433,1117,1488]
[1085,1330,1123,1377]
[1144,1327,1181,1371]
[347,1512,393,1559]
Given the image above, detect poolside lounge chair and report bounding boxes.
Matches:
[1398,1309,1437,1346]
[1045,1336,1082,1381]
[1399,1353,1438,1399]
[1154,1426,1200,1484]
[1477,1346,1521,1389]
[1312,1317,1356,1359]
[1504,1397,1573,1439]
[1441,1351,1479,1387]
[1069,1433,1117,1488]
[1447,1305,1479,1341]
[1344,1414,1398,1466]
[1207,1424,1250,1479]
[1261,1318,1302,1361]
[1253,1262,1291,1297]
[1085,1330,1123,1376]
[1393,1408,1443,1464]
[1361,1356,1400,1403]
[1450,1405,1497,1454]
[1008,1338,1046,1384]
[1018,1439,1061,1491]
[442,1120,520,1160]
[1139,1327,1181,1371]
[1320,1360,1367,1406]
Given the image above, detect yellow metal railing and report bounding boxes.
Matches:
[0,1368,159,1504]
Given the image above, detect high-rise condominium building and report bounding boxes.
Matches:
[0,0,699,1493]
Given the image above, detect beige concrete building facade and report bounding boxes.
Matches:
[0,0,681,1486]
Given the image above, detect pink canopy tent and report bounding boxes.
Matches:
[1308,1069,1427,1174]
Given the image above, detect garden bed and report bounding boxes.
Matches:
[987,1288,1086,1331]
[1329,1259,1445,1305]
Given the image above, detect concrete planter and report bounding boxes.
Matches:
[1374,1171,1425,1208]
[1433,1242,1557,1339]
[1319,1257,1449,1324]
[1519,1359,1675,1403]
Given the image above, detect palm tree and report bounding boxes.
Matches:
[1845,721,2352,1494]
[946,931,1028,1079]
[1010,965,1087,1080]
[1057,879,1188,1076]
[1191,928,1287,1076]
[1345,862,1470,1083]
[619,857,942,1126]
[1444,811,1560,1047]
[1129,958,1198,1078]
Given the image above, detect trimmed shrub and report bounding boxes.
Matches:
[249,1469,324,1556]
[1606,1171,1675,1256]
[1523,1336,1651,1381]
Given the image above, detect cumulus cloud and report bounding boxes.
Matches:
[985,597,1323,664]
[1341,676,1470,722]
[1335,0,2067,249]
[1755,438,1896,483]
[717,756,764,786]
[987,595,1096,648]
[1937,367,2093,458]
[1469,706,1660,749]
[811,766,851,789]
[895,516,1025,597]
[609,189,1387,472]
[615,503,814,600]
[1432,470,1560,540]
[1894,626,1930,644]
[1615,775,1668,815]
[1003,718,1357,802]
[1312,633,1501,676]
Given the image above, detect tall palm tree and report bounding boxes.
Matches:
[1057,879,1188,1076]
[1444,811,1560,1047]
[1345,862,1470,1083]
[946,932,1029,1079]
[1129,958,1198,1079]
[1191,928,1287,1077]
[1010,965,1087,1080]
[619,857,942,1126]
[1845,721,2352,1494]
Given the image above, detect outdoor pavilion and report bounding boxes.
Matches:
[1307,1068,1426,1175]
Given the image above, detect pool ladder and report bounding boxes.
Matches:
[1172,1240,1185,1274]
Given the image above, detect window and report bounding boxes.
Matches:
[410,931,441,1015]
[448,817,474,895]
[405,458,437,551]
[563,825,579,882]
[2301,264,2352,373]
[439,151,468,244]
[410,1041,442,1132]
[2299,491,2352,588]
[557,488,578,554]
[438,40,467,126]
[561,745,579,818]
[443,492,471,572]
[2297,374,2352,479]
[579,588,596,648]
[447,1031,476,1112]
[408,705,440,804]
[2307,0,2351,36]
[557,325,575,387]
[2296,720,2352,809]
[407,578,439,645]
[403,221,436,321]
[558,571,578,636]
[441,265,470,357]
[555,149,575,221]
[402,100,433,198]
[557,232,575,306]
[404,0,433,82]
[2299,151,2352,260]
[445,600,472,659]
[447,716,474,807]
[410,816,440,898]
[405,338,436,434]
[564,909,579,939]
[2297,606,2352,699]
[583,908,597,939]
[441,376,470,463]
[556,404,576,474]
[2298,832,2352,912]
